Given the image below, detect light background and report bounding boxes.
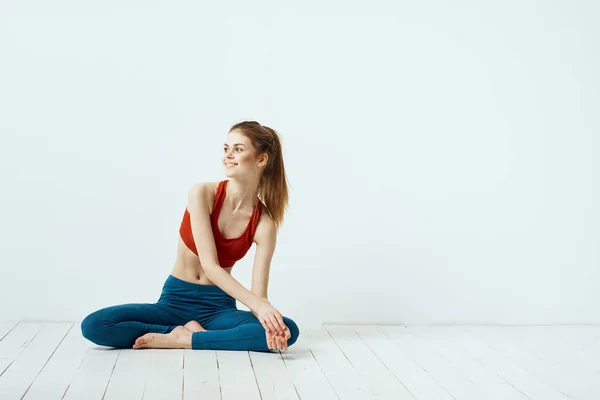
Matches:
[1,1,598,325]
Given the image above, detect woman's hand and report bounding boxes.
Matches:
[266,326,291,351]
[254,300,288,336]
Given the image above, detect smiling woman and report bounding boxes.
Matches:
[80,121,299,352]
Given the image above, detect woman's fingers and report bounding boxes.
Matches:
[262,317,277,334]
[262,314,276,333]
[267,315,278,332]
[265,329,284,351]
[272,329,287,351]
[278,317,287,333]
[267,330,281,351]
[268,315,283,333]
[262,320,270,333]
[269,314,287,334]
[282,333,288,351]
[267,332,275,350]
[277,316,286,333]
[261,309,290,350]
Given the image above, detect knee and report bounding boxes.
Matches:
[81,310,109,345]
[284,317,300,347]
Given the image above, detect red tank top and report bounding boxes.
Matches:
[179,180,263,268]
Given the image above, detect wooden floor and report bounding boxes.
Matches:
[0,322,598,400]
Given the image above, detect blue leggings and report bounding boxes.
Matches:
[81,274,300,351]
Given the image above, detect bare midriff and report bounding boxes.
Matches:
[170,235,233,285]
[169,180,260,285]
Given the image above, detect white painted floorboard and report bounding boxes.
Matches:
[0,322,598,399]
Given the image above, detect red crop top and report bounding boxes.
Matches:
[179,179,263,268]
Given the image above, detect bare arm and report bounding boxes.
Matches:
[187,182,265,314]
[250,216,277,315]
[249,216,292,348]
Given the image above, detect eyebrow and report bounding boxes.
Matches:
[224,143,245,146]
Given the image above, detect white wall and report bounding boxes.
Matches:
[1,1,598,326]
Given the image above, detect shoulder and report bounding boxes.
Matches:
[188,181,220,196]
[187,181,221,211]
[253,210,276,246]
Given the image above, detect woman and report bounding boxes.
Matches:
[81,121,299,352]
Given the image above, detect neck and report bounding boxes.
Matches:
[225,177,260,212]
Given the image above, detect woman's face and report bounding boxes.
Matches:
[223,130,258,177]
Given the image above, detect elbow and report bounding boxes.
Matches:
[202,262,222,280]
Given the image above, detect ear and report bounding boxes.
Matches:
[257,152,269,168]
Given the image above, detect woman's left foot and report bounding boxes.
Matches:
[133,326,192,349]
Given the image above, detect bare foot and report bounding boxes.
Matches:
[133,326,192,349]
[184,320,207,332]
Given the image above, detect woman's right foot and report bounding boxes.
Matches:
[184,320,207,332]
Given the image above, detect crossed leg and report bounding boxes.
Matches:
[132,309,300,352]
[81,303,185,348]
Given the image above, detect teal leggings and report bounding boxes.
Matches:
[81,274,299,351]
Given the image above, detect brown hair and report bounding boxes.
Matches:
[229,121,289,230]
